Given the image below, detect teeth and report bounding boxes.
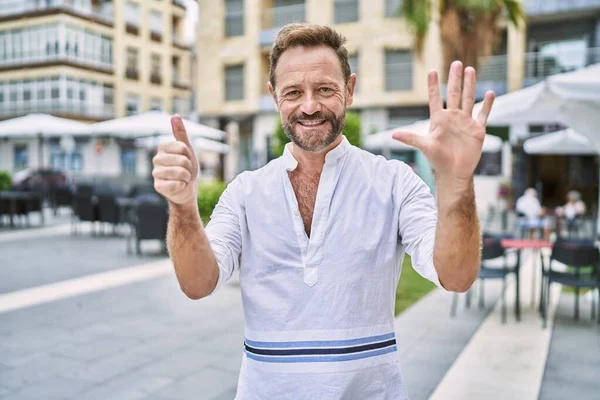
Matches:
[299,120,324,126]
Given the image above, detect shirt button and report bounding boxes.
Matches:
[294,210,300,216]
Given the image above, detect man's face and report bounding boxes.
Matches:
[268,45,355,152]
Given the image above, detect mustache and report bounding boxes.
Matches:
[289,111,333,124]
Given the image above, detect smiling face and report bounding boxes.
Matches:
[268,45,355,152]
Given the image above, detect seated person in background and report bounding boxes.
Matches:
[555,190,586,234]
[515,188,551,240]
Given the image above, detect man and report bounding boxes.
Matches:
[515,188,551,240]
[153,24,494,400]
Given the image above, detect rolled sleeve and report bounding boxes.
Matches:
[204,177,243,296]
[396,163,443,289]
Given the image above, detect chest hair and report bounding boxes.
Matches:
[288,170,321,237]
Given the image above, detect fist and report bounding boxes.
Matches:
[152,115,199,206]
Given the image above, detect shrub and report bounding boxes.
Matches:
[271,111,362,158]
[197,180,227,224]
[0,171,12,192]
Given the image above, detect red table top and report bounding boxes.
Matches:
[499,239,553,249]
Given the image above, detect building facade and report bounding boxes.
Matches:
[0,0,194,179]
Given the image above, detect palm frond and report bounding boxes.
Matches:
[397,0,433,56]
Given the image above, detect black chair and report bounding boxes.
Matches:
[451,236,519,323]
[51,184,75,216]
[541,240,600,328]
[72,184,97,235]
[128,194,169,255]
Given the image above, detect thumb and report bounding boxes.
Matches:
[171,114,193,148]
[392,131,427,151]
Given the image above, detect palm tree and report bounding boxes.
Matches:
[399,0,525,77]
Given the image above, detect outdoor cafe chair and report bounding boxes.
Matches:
[451,234,519,324]
[127,194,169,256]
[541,240,600,328]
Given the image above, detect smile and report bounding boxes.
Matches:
[297,120,326,127]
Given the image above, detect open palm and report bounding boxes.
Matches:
[393,61,495,181]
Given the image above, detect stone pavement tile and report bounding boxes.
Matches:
[49,334,143,362]
[206,352,243,375]
[1,375,93,400]
[73,373,174,400]
[0,385,13,399]
[0,352,87,392]
[150,368,239,400]
[210,387,238,400]
[0,344,46,367]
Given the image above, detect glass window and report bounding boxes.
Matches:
[14,144,28,170]
[23,79,32,101]
[149,10,162,33]
[225,64,244,101]
[151,53,161,76]
[385,50,413,91]
[150,97,163,111]
[334,0,359,24]
[51,77,60,99]
[120,149,137,174]
[225,0,244,37]
[385,0,402,17]
[126,47,138,70]
[103,84,114,105]
[125,1,140,26]
[348,53,358,93]
[126,94,140,115]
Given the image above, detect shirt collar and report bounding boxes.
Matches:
[282,135,351,171]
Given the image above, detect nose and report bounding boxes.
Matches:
[299,93,321,115]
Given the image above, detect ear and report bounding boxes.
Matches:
[346,74,356,107]
[267,81,279,112]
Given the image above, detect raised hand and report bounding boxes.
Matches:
[392,61,495,182]
[152,115,199,206]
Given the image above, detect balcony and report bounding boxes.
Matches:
[260,2,306,46]
[0,0,114,26]
[172,76,191,90]
[523,46,600,87]
[172,37,191,50]
[0,51,113,74]
[524,0,600,16]
[0,100,115,121]
[476,54,508,97]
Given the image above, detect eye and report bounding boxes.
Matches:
[286,90,300,97]
[319,87,333,93]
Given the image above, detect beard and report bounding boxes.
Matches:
[282,107,345,152]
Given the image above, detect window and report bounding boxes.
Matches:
[385,0,402,17]
[125,1,140,26]
[101,36,112,65]
[149,10,162,33]
[334,0,359,24]
[14,145,28,170]
[121,148,137,174]
[474,151,502,176]
[348,53,358,93]
[150,97,163,111]
[126,94,140,115]
[225,0,244,37]
[126,47,138,79]
[51,77,60,99]
[151,54,161,77]
[385,50,413,91]
[225,64,244,101]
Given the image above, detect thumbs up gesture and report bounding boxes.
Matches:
[152,115,199,206]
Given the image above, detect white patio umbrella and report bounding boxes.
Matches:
[89,111,225,141]
[523,128,596,155]
[0,113,91,168]
[364,119,503,153]
[0,113,90,138]
[134,135,230,154]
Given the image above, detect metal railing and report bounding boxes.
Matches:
[524,0,600,15]
[0,0,114,24]
[477,54,508,82]
[524,46,600,86]
[0,50,113,71]
[0,100,114,119]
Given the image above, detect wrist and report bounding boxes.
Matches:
[169,199,199,216]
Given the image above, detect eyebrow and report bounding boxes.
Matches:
[279,80,339,94]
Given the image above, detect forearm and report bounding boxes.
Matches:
[167,202,220,299]
[433,176,481,292]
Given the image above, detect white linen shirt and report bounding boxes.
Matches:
[204,136,442,400]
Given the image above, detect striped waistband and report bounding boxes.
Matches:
[244,332,397,364]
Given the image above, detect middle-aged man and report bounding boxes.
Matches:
[152,23,495,400]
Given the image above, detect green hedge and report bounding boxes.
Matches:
[197,181,227,224]
[0,171,11,192]
[271,111,362,158]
